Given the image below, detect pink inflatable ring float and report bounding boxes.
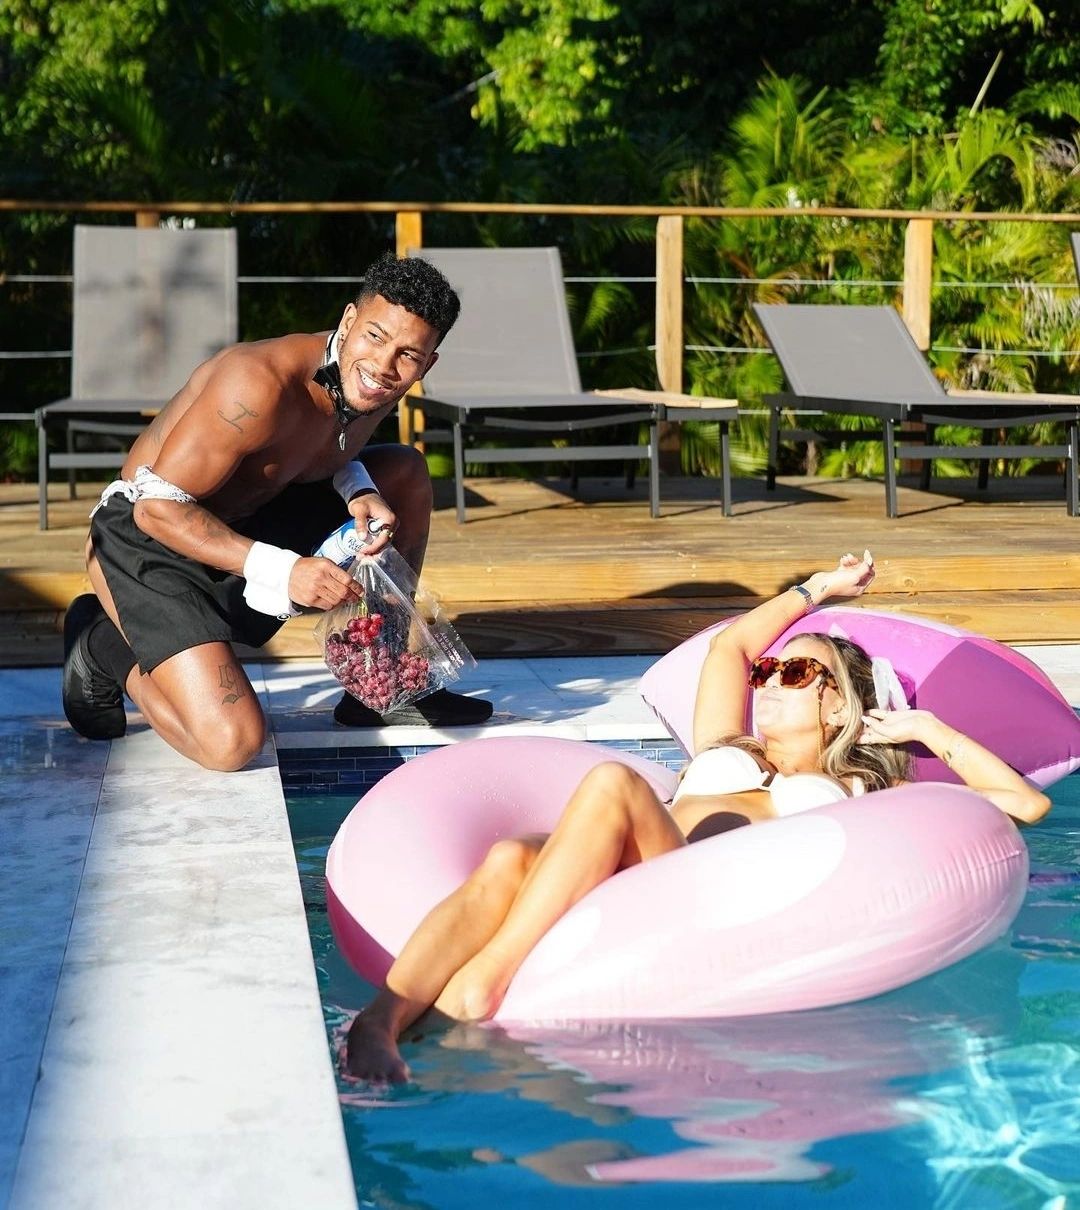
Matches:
[327,739,1028,1022]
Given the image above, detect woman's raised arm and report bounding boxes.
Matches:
[691,551,876,756]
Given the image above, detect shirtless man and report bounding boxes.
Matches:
[62,253,491,771]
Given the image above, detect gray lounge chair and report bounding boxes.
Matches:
[408,247,737,522]
[36,224,238,528]
[754,302,1080,517]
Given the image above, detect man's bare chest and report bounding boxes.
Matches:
[221,411,382,509]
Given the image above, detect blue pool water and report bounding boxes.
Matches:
[289,775,1080,1210]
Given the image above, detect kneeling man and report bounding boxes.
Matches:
[63,252,491,771]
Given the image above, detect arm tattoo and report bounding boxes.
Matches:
[218,662,245,706]
[217,401,259,433]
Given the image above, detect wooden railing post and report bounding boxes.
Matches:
[134,209,161,228]
[901,218,934,475]
[396,210,425,445]
[655,215,684,473]
[902,218,933,351]
[395,210,422,257]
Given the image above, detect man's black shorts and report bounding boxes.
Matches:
[90,480,348,674]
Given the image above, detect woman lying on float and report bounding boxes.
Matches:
[345,550,1050,1082]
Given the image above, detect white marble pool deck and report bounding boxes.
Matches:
[1,647,1077,1210]
[0,653,665,1210]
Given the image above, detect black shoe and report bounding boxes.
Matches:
[333,687,494,728]
[331,694,385,727]
[62,595,126,740]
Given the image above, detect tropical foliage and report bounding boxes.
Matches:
[1,0,1077,481]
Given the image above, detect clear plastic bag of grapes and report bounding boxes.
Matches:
[314,546,476,714]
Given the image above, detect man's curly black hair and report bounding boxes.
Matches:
[356,253,461,345]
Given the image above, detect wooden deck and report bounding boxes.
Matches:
[2,472,1079,666]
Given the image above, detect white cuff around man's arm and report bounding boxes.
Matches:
[242,541,302,619]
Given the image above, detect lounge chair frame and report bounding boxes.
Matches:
[35,225,238,529]
[408,247,737,522]
[754,302,1080,518]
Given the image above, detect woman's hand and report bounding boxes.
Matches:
[858,707,934,747]
[802,550,875,607]
[826,550,875,599]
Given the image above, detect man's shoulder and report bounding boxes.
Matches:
[210,331,327,395]
[228,329,328,364]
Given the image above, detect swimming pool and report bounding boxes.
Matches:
[289,773,1080,1209]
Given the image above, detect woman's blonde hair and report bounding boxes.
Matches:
[684,635,912,794]
[698,635,912,792]
[806,633,911,791]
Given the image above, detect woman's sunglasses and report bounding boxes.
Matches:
[748,655,838,691]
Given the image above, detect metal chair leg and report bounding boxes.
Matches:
[720,419,732,517]
[66,424,77,499]
[453,422,466,524]
[919,423,933,491]
[1068,421,1079,517]
[766,407,779,490]
[648,420,660,518]
[37,411,49,531]
[977,430,993,491]
[884,419,898,518]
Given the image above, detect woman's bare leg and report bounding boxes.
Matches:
[346,836,543,1082]
[436,762,685,1023]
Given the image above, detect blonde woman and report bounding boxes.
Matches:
[346,550,1049,1081]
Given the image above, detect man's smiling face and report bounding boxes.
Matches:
[335,293,441,414]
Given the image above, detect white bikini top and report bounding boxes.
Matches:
[671,745,865,817]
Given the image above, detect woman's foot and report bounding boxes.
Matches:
[435,950,513,1022]
[345,1010,410,1083]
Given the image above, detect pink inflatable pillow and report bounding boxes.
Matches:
[639,607,1080,788]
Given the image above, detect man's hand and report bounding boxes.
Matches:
[348,492,397,556]
[289,556,363,610]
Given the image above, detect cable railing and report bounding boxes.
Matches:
[3,275,1078,364]
[2,199,1078,408]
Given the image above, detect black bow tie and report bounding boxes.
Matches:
[313,361,362,450]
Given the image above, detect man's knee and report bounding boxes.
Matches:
[396,445,433,512]
[398,442,431,485]
[367,445,432,506]
[187,710,267,772]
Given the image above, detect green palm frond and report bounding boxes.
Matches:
[576,280,636,342]
[57,74,167,162]
[1010,82,1080,124]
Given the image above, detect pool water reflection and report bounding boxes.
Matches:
[289,774,1080,1209]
